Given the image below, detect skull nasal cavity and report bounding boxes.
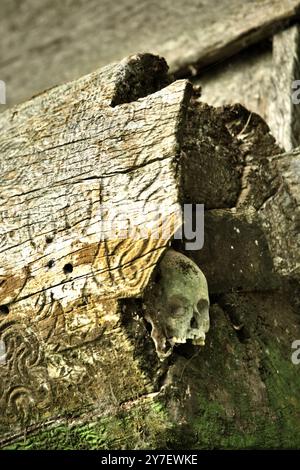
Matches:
[190,317,197,328]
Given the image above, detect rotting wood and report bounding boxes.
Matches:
[186,104,299,292]
[258,148,300,280]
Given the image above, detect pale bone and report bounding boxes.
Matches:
[143,248,210,359]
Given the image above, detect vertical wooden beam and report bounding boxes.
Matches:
[268,25,300,150]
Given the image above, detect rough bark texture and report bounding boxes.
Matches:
[1,0,300,107]
[0,54,300,449]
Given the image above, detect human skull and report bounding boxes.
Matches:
[143,248,210,359]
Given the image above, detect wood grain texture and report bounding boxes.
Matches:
[0,54,186,307]
[195,41,273,124]
[1,0,300,108]
[0,52,252,439]
[0,54,189,437]
[268,25,300,151]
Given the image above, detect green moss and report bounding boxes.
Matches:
[259,342,300,447]
[191,339,300,449]
[2,400,171,450]
[3,321,300,450]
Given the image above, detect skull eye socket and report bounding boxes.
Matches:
[167,296,186,317]
[197,299,209,312]
[172,306,185,317]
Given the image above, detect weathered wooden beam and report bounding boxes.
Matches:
[0,54,185,310]
[194,41,273,124]
[173,0,300,78]
[0,53,190,438]
[192,24,300,152]
[223,106,300,282]
[197,23,300,154]
[1,0,300,107]
[258,148,300,280]
[268,25,300,151]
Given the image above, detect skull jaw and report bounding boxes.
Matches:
[169,331,207,347]
[192,337,206,346]
[164,303,210,349]
[146,310,209,359]
[148,326,208,361]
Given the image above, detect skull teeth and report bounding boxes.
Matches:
[192,337,206,346]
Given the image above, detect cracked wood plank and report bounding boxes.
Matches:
[1,0,300,107]
[0,54,190,437]
[0,54,186,311]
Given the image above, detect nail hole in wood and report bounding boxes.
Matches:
[0,305,9,315]
[63,263,73,274]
